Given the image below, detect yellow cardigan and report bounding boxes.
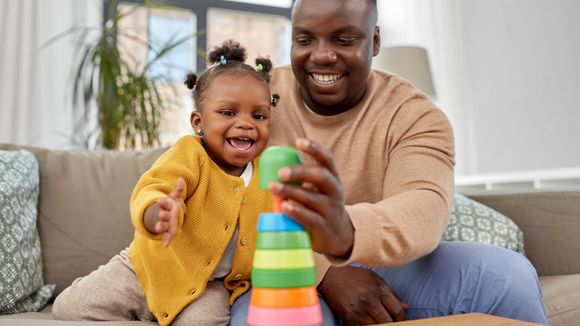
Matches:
[128,136,272,325]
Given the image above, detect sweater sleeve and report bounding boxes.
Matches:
[130,136,203,240]
[326,99,455,268]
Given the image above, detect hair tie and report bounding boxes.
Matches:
[254,63,264,72]
[219,55,227,65]
[271,94,280,106]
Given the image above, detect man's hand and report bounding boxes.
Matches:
[269,139,354,258]
[144,177,186,246]
[319,266,407,325]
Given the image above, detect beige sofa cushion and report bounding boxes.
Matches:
[0,304,154,325]
[0,144,166,296]
[540,274,580,326]
[469,191,580,277]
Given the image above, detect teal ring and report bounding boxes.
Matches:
[257,213,304,232]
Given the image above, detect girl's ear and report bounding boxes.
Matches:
[190,111,203,135]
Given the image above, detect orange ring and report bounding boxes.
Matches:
[250,286,318,308]
[273,195,283,213]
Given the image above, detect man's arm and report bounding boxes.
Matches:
[269,103,454,324]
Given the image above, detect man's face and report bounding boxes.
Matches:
[291,0,380,115]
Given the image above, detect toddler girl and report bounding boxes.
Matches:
[53,40,279,326]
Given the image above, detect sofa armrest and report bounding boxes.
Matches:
[464,190,580,276]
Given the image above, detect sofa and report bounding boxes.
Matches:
[0,143,579,325]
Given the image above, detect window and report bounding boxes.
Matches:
[224,0,292,8]
[207,8,290,66]
[113,0,292,147]
[147,9,197,82]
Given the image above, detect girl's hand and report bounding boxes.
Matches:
[144,177,186,246]
[269,139,355,258]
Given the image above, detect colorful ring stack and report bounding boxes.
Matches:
[248,147,322,326]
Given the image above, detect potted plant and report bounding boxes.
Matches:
[48,0,194,150]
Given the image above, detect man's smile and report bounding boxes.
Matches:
[310,73,344,85]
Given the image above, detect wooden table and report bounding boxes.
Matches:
[376,313,542,325]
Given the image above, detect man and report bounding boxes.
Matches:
[231,0,548,324]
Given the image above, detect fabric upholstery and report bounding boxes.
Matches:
[469,191,580,277]
[540,274,580,326]
[0,150,54,314]
[443,193,525,254]
[1,143,579,325]
[0,144,166,295]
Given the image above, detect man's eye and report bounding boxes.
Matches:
[294,37,311,46]
[220,110,235,117]
[253,113,266,120]
[336,37,357,46]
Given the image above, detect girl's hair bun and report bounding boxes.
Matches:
[184,72,198,90]
[186,39,280,111]
[271,93,280,107]
[255,57,273,73]
[208,39,247,65]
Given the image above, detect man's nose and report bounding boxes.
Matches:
[310,42,337,65]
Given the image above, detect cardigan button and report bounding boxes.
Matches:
[240,236,248,246]
[189,288,197,295]
[234,185,240,192]
[233,273,242,280]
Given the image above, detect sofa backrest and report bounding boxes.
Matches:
[0,144,166,295]
[469,190,580,277]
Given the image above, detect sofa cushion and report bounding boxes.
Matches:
[443,193,525,254]
[0,150,55,314]
[0,144,167,296]
[0,304,154,324]
[540,274,580,326]
[466,191,580,277]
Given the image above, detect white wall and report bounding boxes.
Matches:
[459,0,580,174]
[377,0,580,176]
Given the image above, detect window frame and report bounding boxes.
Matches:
[105,0,294,72]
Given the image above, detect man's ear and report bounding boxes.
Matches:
[373,26,381,57]
[190,111,202,134]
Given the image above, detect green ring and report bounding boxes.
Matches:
[259,146,302,189]
[253,249,314,269]
[256,231,311,249]
[252,267,317,288]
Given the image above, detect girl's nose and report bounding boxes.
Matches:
[235,117,254,130]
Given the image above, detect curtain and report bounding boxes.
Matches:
[0,0,100,148]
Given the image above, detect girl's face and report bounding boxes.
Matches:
[190,73,271,176]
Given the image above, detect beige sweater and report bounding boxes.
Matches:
[269,66,455,283]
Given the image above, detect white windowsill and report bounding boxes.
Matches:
[456,167,580,192]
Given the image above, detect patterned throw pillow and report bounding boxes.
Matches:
[0,150,55,315]
[443,193,525,254]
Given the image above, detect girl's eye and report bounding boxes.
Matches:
[220,110,235,117]
[253,113,267,121]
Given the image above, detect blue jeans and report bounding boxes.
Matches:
[230,241,548,325]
